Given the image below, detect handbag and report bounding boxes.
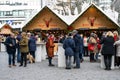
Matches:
[88,43,94,51]
[97,44,101,50]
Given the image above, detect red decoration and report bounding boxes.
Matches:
[88,17,96,26]
[43,18,52,27]
[4,26,9,29]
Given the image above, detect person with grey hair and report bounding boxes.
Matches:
[72,30,82,69]
[63,32,75,69]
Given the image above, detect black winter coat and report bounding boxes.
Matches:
[100,36,115,55]
[4,36,16,53]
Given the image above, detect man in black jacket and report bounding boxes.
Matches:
[5,33,17,68]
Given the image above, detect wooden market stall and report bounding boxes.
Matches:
[0,23,12,35]
[0,23,13,52]
[70,4,120,36]
[22,6,69,56]
[22,6,68,33]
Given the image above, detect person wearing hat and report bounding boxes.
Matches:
[72,30,82,69]
[63,32,75,69]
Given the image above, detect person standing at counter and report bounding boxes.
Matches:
[5,33,17,68]
[19,32,29,67]
[28,33,37,63]
[46,34,55,66]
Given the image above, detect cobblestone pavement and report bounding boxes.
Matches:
[0,52,120,80]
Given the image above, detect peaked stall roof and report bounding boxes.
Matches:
[22,6,69,29]
[70,3,120,28]
[0,23,12,35]
[0,23,12,29]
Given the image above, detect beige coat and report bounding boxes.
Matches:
[89,37,98,53]
[19,37,29,53]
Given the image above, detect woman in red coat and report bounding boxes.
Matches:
[46,34,55,66]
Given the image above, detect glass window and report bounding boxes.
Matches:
[18,10,25,16]
[13,10,19,16]
[6,1,10,5]
[0,11,4,16]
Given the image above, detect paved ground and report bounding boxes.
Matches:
[0,52,120,80]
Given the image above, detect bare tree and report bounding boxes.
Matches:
[56,0,83,15]
[75,0,83,14]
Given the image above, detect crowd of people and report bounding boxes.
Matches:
[62,30,120,70]
[4,32,37,67]
[1,30,120,71]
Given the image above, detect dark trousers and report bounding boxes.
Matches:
[8,51,16,65]
[114,45,117,66]
[48,57,53,65]
[84,47,88,56]
[65,56,72,68]
[90,52,95,61]
[20,53,27,66]
[30,51,35,59]
[116,57,120,66]
[104,55,112,69]
[74,52,80,68]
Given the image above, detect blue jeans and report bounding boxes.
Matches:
[75,52,80,68]
[8,51,16,65]
[95,53,99,61]
[17,48,21,62]
[65,56,72,68]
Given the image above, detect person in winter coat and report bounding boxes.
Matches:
[88,33,98,62]
[28,33,37,63]
[5,33,17,68]
[100,31,115,70]
[114,36,120,67]
[63,32,75,69]
[19,32,29,67]
[72,30,82,69]
[46,34,55,66]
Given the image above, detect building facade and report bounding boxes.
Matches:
[0,0,42,29]
[0,0,118,29]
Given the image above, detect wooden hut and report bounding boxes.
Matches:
[70,4,120,30]
[22,6,68,31]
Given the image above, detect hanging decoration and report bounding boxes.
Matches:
[43,18,52,27]
[88,16,96,26]
[4,25,9,29]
